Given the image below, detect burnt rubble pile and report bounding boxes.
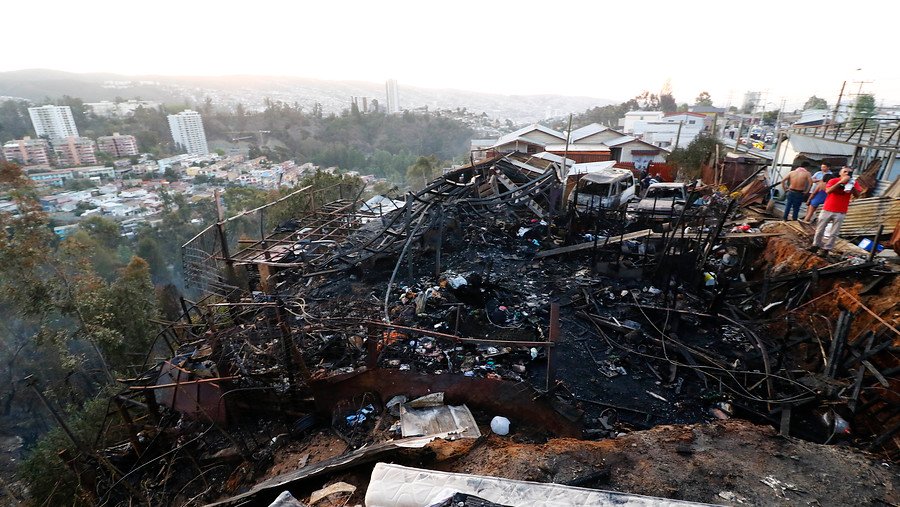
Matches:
[77,153,897,506]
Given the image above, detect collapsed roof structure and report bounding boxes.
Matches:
[60,152,899,506]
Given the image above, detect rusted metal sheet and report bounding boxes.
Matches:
[154,361,227,423]
[310,369,582,438]
[703,157,766,190]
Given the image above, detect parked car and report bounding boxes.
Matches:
[568,169,637,211]
[627,182,688,217]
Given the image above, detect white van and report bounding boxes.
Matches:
[567,169,637,211]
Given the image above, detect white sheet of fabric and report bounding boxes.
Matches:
[365,463,715,507]
[267,490,306,507]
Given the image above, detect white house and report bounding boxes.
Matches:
[570,124,669,168]
[569,124,628,145]
[660,112,710,131]
[603,135,669,169]
[620,111,664,134]
[631,113,708,149]
[490,124,567,155]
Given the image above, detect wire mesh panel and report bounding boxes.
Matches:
[182,181,365,298]
[182,223,240,298]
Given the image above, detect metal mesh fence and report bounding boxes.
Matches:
[182,223,238,298]
[181,180,364,298]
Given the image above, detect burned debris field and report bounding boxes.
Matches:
[52,154,900,505]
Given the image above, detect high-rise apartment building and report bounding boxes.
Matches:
[385,79,400,114]
[28,105,80,140]
[97,132,139,157]
[2,137,51,166]
[167,110,209,155]
[54,137,98,166]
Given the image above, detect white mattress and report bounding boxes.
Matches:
[365,463,715,507]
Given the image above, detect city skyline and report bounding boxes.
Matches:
[0,0,897,111]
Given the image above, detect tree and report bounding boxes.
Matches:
[136,237,168,282]
[762,110,780,126]
[78,216,121,251]
[634,91,660,110]
[694,92,713,106]
[853,94,876,121]
[406,155,440,189]
[201,96,214,116]
[0,99,33,141]
[64,178,96,191]
[2,162,166,506]
[163,167,179,182]
[223,186,270,214]
[660,93,677,113]
[108,257,158,359]
[803,95,828,110]
[666,136,721,181]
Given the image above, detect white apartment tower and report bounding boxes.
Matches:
[385,79,400,114]
[28,105,79,140]
[167,110,209,155]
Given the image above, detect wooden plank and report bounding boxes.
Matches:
[535,229,654,258]
[847,348,891,387]
[497,173,544,218]
[780,404,792,436]
[849,332,874,412]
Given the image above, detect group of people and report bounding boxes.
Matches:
[780,161,862,255]
[640,172,662,191]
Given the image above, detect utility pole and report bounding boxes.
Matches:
[768,99,787,184]
[832,81,846,125]
[674,120,684,149]
[560,114,573,214]
[852,80,874,96]
[733,118,744,153]
[214,189,241,296]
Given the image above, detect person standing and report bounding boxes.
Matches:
[802,169,831,223]
[782,163,813,220]
[811,163,829,185]
[810,167,862,254]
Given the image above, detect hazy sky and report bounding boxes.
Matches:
[4,0,898,109]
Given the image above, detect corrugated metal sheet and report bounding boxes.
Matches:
[569,161,618,175]
[544,143,611,152]
[495,124,565,145]
[532,152,576,166]
[569,123,612,142]
[603,135,637,146]
[788,134,855,157]
[841,197,900,236]
[491,134,550,149]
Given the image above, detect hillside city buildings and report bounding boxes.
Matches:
[97,133,139,157]
[84,99,162,117]
[2,137,51,166]
[167,110,209,155]
[27,105,79,140]
[54,136,98,166]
